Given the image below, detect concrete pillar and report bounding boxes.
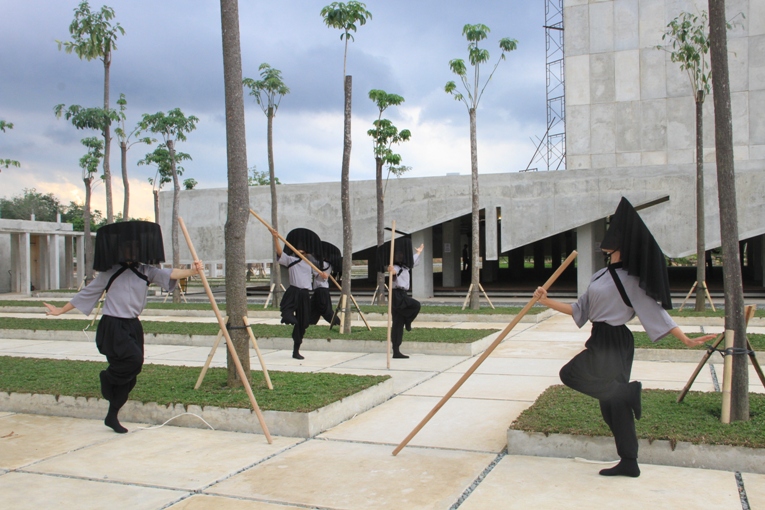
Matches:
[412,227,433,300]
[49,234,60,290]
[76,235,85,288]
[485,206,498,261]
[442,220,461,287]
[576,219,606,296]
[64,236,74,288]
[13,232,31,294]
[38,234,49,290]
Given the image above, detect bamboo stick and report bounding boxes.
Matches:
[194,320,226,390]
[386,221,396,369]
[392,250,577,456]
[243,315,273,390]
[178,217,272,443]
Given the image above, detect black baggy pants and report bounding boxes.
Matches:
[281,286,311,352]
[391,288,421,353]
[558,322,638,460]
[310,287,335,325]
[96,315,144,411]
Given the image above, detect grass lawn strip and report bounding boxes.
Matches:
[634,331,765,351]
[0,317,495,344]
[511,385,765,449]
[0,356,387,413]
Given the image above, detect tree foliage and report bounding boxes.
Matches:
[320,1,372,76]
[56,1,124,62]
[248,166,280,186]
[0,120,21,171]
[0,189,61,222]
[243,63,290,115]
[114,93,154,219]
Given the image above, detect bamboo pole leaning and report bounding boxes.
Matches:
[178,217,273,443]
[392,250,578,456]
[248,208,371,330]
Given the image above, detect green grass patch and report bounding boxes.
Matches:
[633,331,765,351]
[358,304,537,315]
[0,317,495,344]
[511,385,765,448]
[668,308,764,318]
[0,356,388,413]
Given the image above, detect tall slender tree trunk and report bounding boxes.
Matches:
[708,0,748,421]
[694,94,706,311]
[153,189,159,224]
[267,107,281,307]
[468,107,480,310]
[220,0,252,385]
[83,178,94,282]
[121,141,129,220]
[375,156,386,305]
[103,52,113,224]
[340,75,353,334]
[168,139,181,304]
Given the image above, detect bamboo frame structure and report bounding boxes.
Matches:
[392,250,577,456]
[677,280,715,312]
[461,283,495,310]
[178,217,272,443]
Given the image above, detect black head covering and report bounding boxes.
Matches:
[600,197,672,309]
[319,241,342,276]
[377,237,414,273]
[283,228,322,258]
[93,220,165,271]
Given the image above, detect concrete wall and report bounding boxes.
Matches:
[564,0,764,169]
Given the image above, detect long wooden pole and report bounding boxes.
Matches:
[392,250,577,456]
[194,319,226,390]
[386,221,396,369]
[249,208,371,330]
[178,217,272,443]
[243,315,274,390]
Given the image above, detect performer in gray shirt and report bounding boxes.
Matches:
[534,198,715,477]
[388,241,424,359]
[44,221,201,434]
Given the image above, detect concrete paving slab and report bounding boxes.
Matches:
[260,349,367,368]
[0,413,123,470]
[632,360,714,383]
[168,495,305,509]
[458,455,742,510]
[208,439,495,510]
[334,352,468,372]
[491,339,586,359]
[27,426,301,491]
[403,373,559,402]
[742,472,765,510]
[317,366,436,394]
[0,338,60,350]
[0,471,185,510]
[319,395,528,453]
[446,356,569,377]
[505,329,591,344]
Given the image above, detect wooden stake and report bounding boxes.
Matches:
[194,319,226,390]
[392,250,577,456]
[178,217,272,443]
[386,221,396,370]
[461,284,473,310]
[721,329,734,424]
[243,315,273,390]
[478,283,495,310]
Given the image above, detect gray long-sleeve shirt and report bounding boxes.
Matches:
[392,253,421,290]
[571,266,676,342]
[70,264,176,318]
[312,263,331,290]
[278,252,313,290]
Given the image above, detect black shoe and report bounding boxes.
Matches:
[627,381,642,420]
[392,352,409,359]
[599,458,640,477]
[292,352,305,360]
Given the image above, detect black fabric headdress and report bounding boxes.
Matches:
[600,197,672,309]
[93,220,165,272]
[377,237,414,273]
[320,241,342,276]
[283,228,322,258]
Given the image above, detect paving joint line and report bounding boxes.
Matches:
[450,447,508,509]
[735,471,751,510]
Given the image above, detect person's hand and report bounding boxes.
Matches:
[533,287,547,302]
[416,243,424,254]
[193,260,203,273]
[388,265,395,274]
[319,271,328,280]
[44,302,62,316]
[683,333,718,348]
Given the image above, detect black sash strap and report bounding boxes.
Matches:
[288,259,302,268]
[608,264,633,308]
[105,263,149,293]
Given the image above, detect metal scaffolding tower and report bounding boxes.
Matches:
[526,0,566,172]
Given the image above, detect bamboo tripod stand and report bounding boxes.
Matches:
[178,217,272,443]
[248,209,371,331]
[461,283,495,310]
[264,283,286,309]
[194,315,274,391]
[392,250,577,456]
[677,304,765,403]
[677,280,716,312]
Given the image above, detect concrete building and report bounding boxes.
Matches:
[161,0,764,298]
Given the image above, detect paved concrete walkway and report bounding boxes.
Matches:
[1,310,763,509]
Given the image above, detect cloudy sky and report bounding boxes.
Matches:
[1,0,549,220]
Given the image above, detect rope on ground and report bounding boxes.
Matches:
[136,412,215,431]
